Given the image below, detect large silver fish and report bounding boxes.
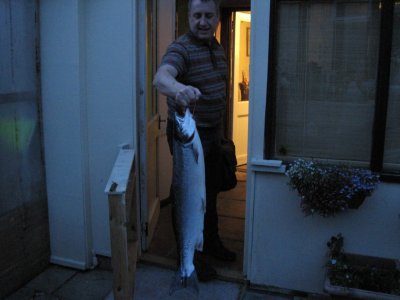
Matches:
[170,108,206,295]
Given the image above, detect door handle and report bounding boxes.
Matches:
[158,115,166,129]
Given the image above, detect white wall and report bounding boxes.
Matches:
[41,0,91,269]
[245,0,400,294]
[246,172,400,293]
[84,0,136,257]
[40,0,136,268]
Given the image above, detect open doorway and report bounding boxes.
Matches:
[142,1,251,281]
[231,11,250,166]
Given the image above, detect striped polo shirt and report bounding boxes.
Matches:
[160,31,227,128]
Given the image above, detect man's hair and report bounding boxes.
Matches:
[188,0,221,13]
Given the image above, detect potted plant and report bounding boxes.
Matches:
[286,159,379,217]
[324,234,400,299]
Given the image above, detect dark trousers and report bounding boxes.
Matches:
[167,119,222,258]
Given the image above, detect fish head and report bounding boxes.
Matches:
[174,109,196,143]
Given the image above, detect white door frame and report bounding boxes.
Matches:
[243,0,271,278]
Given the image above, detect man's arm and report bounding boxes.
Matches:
[153,64,201,109]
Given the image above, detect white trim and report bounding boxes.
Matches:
[250,159,286,173]
[247,0,271,160]
[251,159,283,168]
[40,0,93,270]
[93,250,112,258]
[50,255,89,270]
[244,0,271,279]
[78,0,93,270]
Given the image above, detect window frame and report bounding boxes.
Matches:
[264,0,399,182]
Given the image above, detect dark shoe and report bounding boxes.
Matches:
[194,259,217,282]
[203,239,236,262]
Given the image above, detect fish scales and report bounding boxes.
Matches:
[170,108,206,295]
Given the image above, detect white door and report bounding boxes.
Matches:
[232,12,251,166]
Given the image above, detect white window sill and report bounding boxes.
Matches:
[249,159,286,174]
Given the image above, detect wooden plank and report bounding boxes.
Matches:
[125,163,138,243]
[0,208,24,268]
[108,194,132,299]
[105,149,135,194]
[0,200,50,298]
[126,164,138,295]
[106,151,137,300]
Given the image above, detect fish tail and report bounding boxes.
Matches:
[196,235,203,251]
[169,271,199,296]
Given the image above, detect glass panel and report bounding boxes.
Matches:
[383,1,400,172]
[0,0,46,214]
[274,0,380,163]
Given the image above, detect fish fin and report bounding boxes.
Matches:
[196,235,204,251]
[192,143,199,163]
[169,271,199,296]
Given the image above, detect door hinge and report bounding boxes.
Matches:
[158,115,166,129]
[142,222,149,236]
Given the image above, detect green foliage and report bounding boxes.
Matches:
[286,159,379,217]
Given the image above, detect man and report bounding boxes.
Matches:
[153,0,236,281]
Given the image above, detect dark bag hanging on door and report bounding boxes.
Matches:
[219,138,238,191]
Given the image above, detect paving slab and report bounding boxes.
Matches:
[4,265,76,300]
[25,265,77,294]
[105,263,242,300]
[242,289,293,300]
[4,286,60,300]
[6,262,311,300]
[54,269,112,300]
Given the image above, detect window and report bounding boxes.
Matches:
[0,0,46,212]
[266,0,400,177]
[383,2,400,172]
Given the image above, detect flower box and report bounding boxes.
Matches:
[324,253,400,299]
[286,159,379,217]
[325,235,400,299]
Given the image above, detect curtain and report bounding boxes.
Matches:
[274,0,380,163]
[383,1,400,171]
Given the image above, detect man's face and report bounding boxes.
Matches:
[188,0,219,42]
